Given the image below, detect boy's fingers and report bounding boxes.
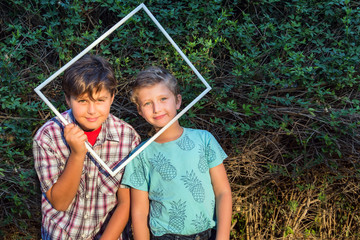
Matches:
[76,132,88,142]
[65,124,82,135]
[64,123,75,134]
[63,124,88,155]
[64,124,87,142]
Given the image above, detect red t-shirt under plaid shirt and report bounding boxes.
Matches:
[85,125,102,146]
[33,110,140,240]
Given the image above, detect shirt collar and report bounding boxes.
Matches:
[101,114,120,143]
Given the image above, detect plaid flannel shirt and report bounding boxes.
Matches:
[33,110,140,240]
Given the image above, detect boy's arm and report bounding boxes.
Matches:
[46,123,88,211]
[100,187,130,240]
[131,188,150,240]
[210,163,232,240]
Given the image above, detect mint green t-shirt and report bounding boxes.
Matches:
[122,128,227,236]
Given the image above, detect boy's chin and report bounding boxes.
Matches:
[154,126,162,132]
[79,123,101,132]
[153,123,173,132]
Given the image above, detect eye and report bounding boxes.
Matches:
[78,99,87,103]
[143,102,151,107]
[160,97,167,101]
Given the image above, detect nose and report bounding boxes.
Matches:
[153,102,160,113]
[87,101,96,114]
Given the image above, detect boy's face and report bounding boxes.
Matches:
[136,82,181,131]
[66,88,114,131]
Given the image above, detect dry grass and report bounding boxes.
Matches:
[227,132,360,239]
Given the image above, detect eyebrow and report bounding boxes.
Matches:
[76,94,109,100]
[97,95,109,99]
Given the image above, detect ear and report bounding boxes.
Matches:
[176,94,182,110]
[137,105,144,117]
[65,96,72,108]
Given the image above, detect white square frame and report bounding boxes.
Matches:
[35,3,211,177]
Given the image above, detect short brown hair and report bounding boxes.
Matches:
[62,54,117,100]
[130,66,179,106]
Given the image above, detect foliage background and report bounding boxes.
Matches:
[1,0,359,239]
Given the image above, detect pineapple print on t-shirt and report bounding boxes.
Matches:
[129,152,146,187]
[150,187,165,218]
[168,199,187,233]
[176,134,195,150]
[192,212,212,233]
[198,143,216,173]
[149,152,177,181]
[181,170,205,203]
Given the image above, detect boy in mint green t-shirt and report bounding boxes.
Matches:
[122,66,232,240]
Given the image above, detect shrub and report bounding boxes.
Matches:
[0,0,359,238]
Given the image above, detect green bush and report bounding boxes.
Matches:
[0,0,359,238]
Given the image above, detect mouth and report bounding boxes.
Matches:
[86,117,98,122]
[153,114,166,120]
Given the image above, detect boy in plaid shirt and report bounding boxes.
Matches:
[33,54,140,239]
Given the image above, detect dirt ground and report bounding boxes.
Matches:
[1,224,40,240]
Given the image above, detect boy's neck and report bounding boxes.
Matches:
[155,123,183,144]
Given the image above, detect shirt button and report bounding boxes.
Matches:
[86,194,90,199]
[84,214,89,219]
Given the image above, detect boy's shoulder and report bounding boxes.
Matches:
[184,127,212,137]
[106,114,139,138]
[183,128,219,144]
[107,113,136,130]
[101,114,140,145]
